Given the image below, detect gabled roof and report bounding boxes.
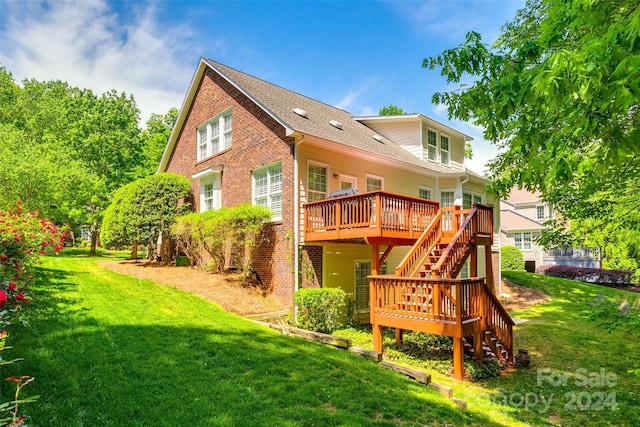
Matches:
[506,188,541,204]
[500,210,545,232]
[354,114,473,141]
[158,58,481,178]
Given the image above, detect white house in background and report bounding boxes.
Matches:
[500,188,600,271]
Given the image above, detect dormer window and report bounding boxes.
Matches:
[197,108,232,161]
[440,135,450,165]
[423,128,451,166]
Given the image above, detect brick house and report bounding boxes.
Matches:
[158,57,501,312]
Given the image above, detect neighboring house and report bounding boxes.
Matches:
[500,188,600,271]
[159,58,513,380]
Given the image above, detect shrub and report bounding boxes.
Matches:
[536,265,633,284]
[501,245,525,271]
[173,205,271,276]
[291,288,346,333]
[465,359,501,381]
[390,332,453,359]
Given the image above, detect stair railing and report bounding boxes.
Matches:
[481,282,515,363]
[395,211,442,277]
[432,206,477,278]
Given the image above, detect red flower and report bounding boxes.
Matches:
[0,290,6,306]
[15,293,27,302]
[8,282,16,291]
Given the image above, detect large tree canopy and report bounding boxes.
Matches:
[0,67,177,255]
[425,0,640,227]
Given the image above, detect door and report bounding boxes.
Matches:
[339,174,357,190]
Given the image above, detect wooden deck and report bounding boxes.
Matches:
[302,192,512,380]
[303,191,439,244]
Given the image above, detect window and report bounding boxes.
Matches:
[514,232,532,251]
[366,175,383,192]
[463,192,483,209]
[197,109,232,161]
[195,169,222,213]
[440,135,450,165]
[355,260,386,313]
[536,205,545,220]
[440,191,455,208]
[426,129,437,161]
[253,162,282,221]
[418,186,432,200]
[308,163,328,201]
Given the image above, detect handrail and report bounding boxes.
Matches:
[432,207,477,278]
[482,281,515,361]
[395,211,442,277]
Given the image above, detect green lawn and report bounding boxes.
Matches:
[3,254,638,426]
[335,271,640,426]
[1,252,497,426]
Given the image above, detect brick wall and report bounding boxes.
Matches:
[165,68,296,306]
[299,245,323,288]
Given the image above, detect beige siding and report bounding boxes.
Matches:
[364,120,422,159]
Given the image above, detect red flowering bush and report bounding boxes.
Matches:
[0,202,65,326]
[0,202,64,425]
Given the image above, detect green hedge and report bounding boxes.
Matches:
[501,245,526,271]
[291,288,346,333]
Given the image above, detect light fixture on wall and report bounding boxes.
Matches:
[333,173,339,178]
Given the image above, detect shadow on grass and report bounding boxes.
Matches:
[1,270,510,427]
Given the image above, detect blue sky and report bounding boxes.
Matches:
[0,0,524,173]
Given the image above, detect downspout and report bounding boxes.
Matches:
[293,135,304,301]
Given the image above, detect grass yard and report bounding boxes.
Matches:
[1,252,499,427]
[335,271,640,426]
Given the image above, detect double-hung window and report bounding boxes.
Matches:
[440,135,450,165]
[253,162,282,221]
[366,174,383,192]
[419,186,432,200]
[307,162,328,201]
[514,232,532,251]
[536,205,545,220]
[197,109,232,161]
[463,192,483,209]
[426,130,437,161]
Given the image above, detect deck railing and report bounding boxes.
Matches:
[304,191,439,241]
[369,276,485,324]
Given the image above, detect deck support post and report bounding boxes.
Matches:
[473,331,484,362]
[373,323,383,353]
[395,328,403,345]
[453,337,465,380]
[485,244,494,294]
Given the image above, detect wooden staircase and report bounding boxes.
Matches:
[371,204,515,380]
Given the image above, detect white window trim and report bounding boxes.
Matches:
[439,189,456,208]
[339,174,358,190]
[440,133,450,166]
[425,128,438,162]
[536,205,546,220]
[307,160,330,202]
[193,168,223,213]
[418,185,433,200]
[196,108,232,162]
[252,161,283,222]
[365,173,384,192]
[513,232,534,251]
[463,191,484,209]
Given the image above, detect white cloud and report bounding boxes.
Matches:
[0,0,211,123]
[333,75,381,112]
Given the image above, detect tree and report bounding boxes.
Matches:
[425,0,640,244]
[136,108,178,177]
[379,103,406,116]
[101,173,191,261]
[0,69,144,255]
